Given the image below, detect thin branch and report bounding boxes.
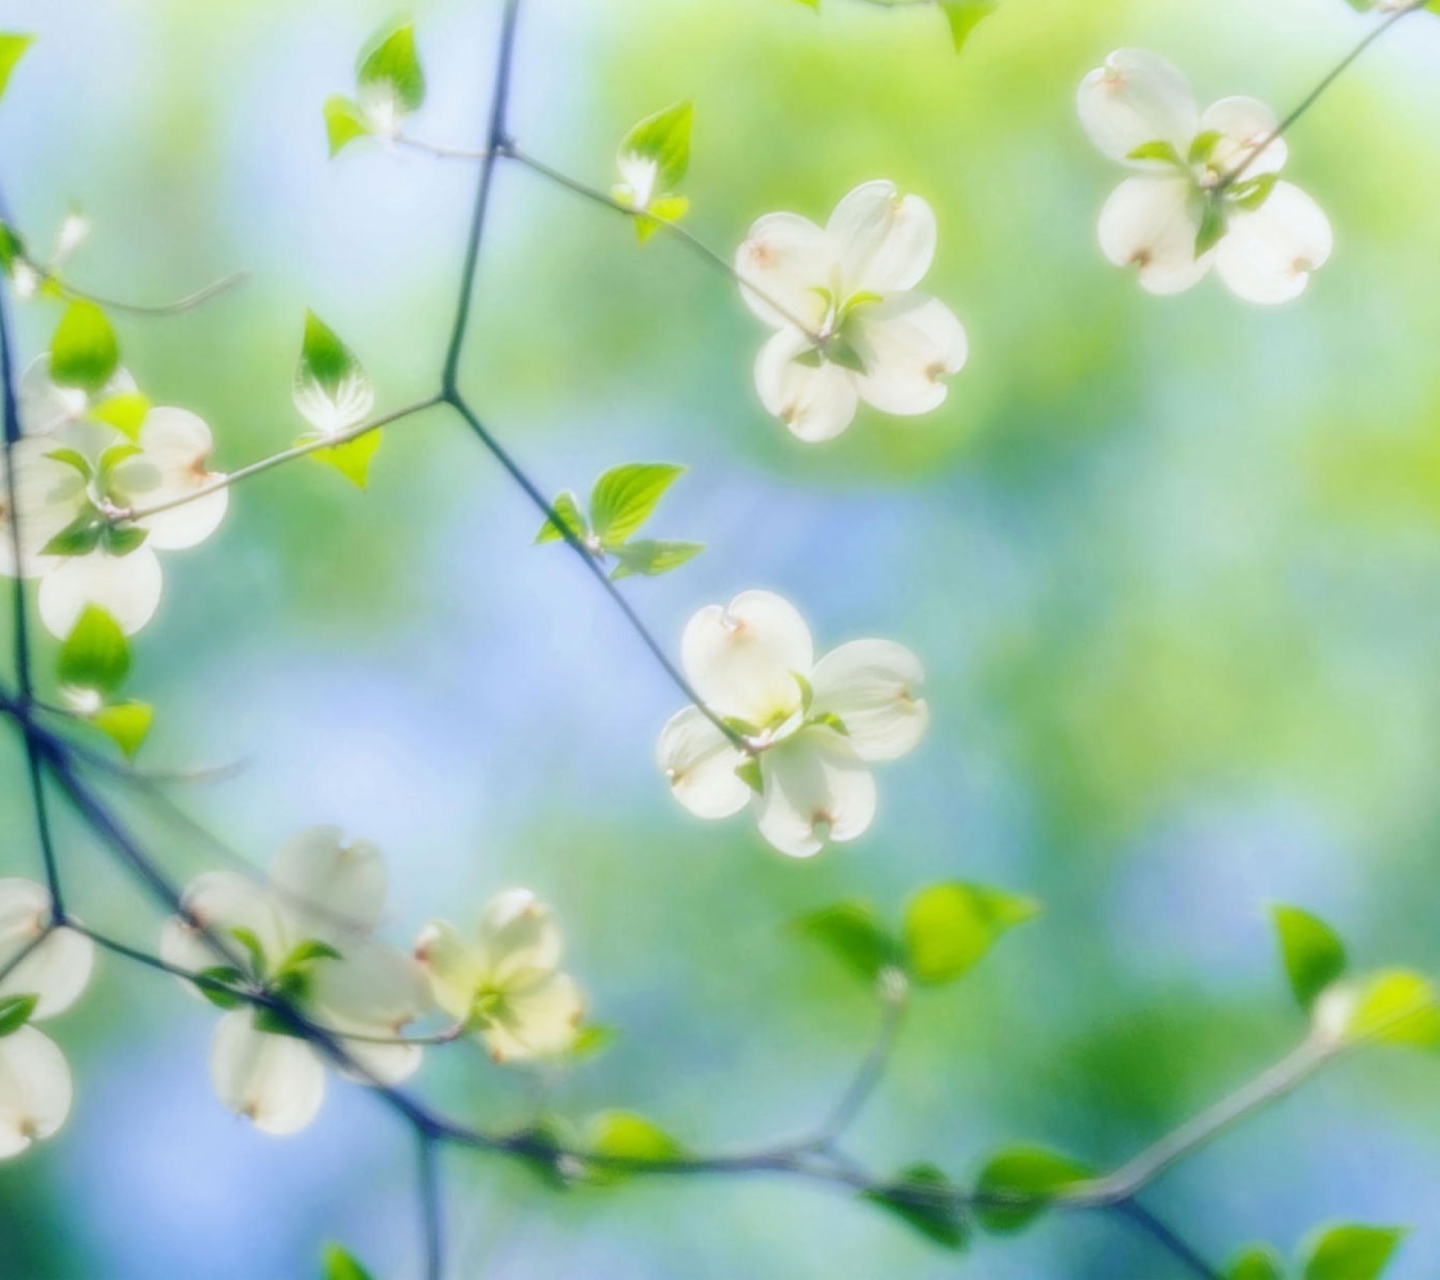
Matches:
[1111,1201,1225,1280]
[111,395,444,525]
[418,1133,445,1280]
[807,981,908,1150]
[396,134,491,162]
[39,267,252,318]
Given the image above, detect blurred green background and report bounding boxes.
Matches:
[2,0,1440,1275]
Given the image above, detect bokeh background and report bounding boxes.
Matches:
[2,0,1440,1275]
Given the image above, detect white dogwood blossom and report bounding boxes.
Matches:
[160,827,431,1136]
[0,358,228,637]
[734,180,968,442]
[415,889,584,1064]
[1078,49,1333,304]
[0,879,96,1159]
[658,590,928,858]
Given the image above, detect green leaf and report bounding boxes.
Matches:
[1272,905,1346,1013]
[1231,172,1280,213]
[357,23,426,115]
[322,1242,378,1280]
[196,966,249,1011]
[58,605,130,695]
[735,755,763,795]
[1227,1244,1287,1280]
[634,195,689,244]
[938,0,997,53]
[45,447,93,479]
[587,1110,683,1185]
[608,539,703,580]
[569,1023,616,1061]
[50,301,119,393]
[590,462,684,545]
[324,95,372,158]
[90,392,150,440]
[41,508,106,559]
[102,523,149,557]
[1348,970,1440,1050]
[1127,139,1184,166]
[230,926,269,976]
[861,1163,968,1250]
[311,432,382,490]
[903,882,1040,986]
[0,993,38,1038]
[281,939,344,971]
[0,222,25,274]
[793,901,900,984]
[1300,1224,1405,1280]
[1196,199,1227,259]
[298,310,361,397]
[535,491,589,545]
[618,101,693,197]
[974,1146,1090,1234]
[1189,130,1223,165]
[0,34,34,107]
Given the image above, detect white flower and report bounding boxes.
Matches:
[657,590,928,858]
[0,879,96,1159]
[415,889,584,1064]
[0,359,229,638]
[1078,49,1333,304]
[734,180,968,442]
[160,827,431,1136]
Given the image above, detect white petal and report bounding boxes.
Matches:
[1199,95,1285,178]
[17,355,136,439]
[811,639,929,762]
[0,1027,73,1157]
[111,407,227,552]
[414,920,485,1022]
[170,870,288,973]
[483,972,584,1064]
[0,880,94,1020]
[657,705,750,819]
[311,940,430,1032]
[268,826,388,941]
[330,1031,421,1088]
[210,1009,326,1135]
[754,727,878,858]
[38,545,163,637]
[477,889,562,986]
[0,440,86,579]
[681,590,814,726]
[827,180,937,295]
[1215,181,1332,306]
[755,328,860,443]
[734,212,835,331]
[1077,49,1199,164]
[850,293,968,416]
[1097,175,1213,296]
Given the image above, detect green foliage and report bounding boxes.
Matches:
[1300,1224,1405,1280]
[1232,172,1280,213]
[587,1110,684,1185]
[534,491,587,545]
[324,95,371,157]
[50,301,119,394]
[938,0,998,53]
[0,993,38,1038]
[90,392,150,441]
[41,507,148,559]
[0,34,34,106]
[312,433,382,490]
[1195,200,1227,259]
[358,23,426,115]
[1127,140,1184,166]
[295,311,378,488]
[793,901,899,983]
[0,222,25,275]
[619,102,693,197]
[569,1023,616,1061]
[902,882,1040,986]
[973,1146,1090,1234]
[1272,905,1346,1012]
[298,309,360,393]
[610,539,703,580]
[196,966,249,1011]
[1347,970,1440,1050]
[861,1163,968,1250]
[58,606,130,695]
[321,1242,377,1280]
[1227,1245,1286,1280]
[92,702,153,759]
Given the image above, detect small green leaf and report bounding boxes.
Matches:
[1272,905,1346,1013]
[1127,139,1184,166]
[735,756,763,795]
[938,0,997,53]
[1300,1224,1405,1280]
[608,539,703,580]
[587,1110,683,1185]
[974,1146,1090,1234]
[0,34,34,107]
[298,310,361,397]
[45,447,93,479]
[1189,130,1223,165]
[861,1163,968,1250]
[357,23,426,115]
[0,223,25,275]
[618,101,692,197]
[58,605,130,695]
[634,195,689,244]
[196,966,249,1011]
[311,432,381,489]
[281,939,343,971]
[1231,172,1280,213]
[1227,1244,1287,1280]
[535,491,589,545]
[590,463,684,546]
[322,1242,377,1280]
[1195,199,1227,259]
[230,926,269,976]
[794,901,900,984]
[569,1023,616,1061]
[50,301,119,393]
[1348,970,1440,1050]
[102,523,149,557]
[902,882,1040,986]
[0,993,38,1038]
[90,392,150,440]
[324,95,372,158]
[41,508,106,559]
